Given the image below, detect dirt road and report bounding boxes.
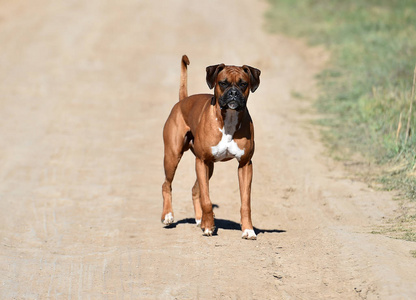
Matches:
[1,0,415,299]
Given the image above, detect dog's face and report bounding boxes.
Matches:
[206,64,261,111]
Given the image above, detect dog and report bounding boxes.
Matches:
[161,55,260,239]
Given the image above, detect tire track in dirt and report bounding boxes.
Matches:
[0,0,415,299]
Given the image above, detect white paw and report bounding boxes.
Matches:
[242,229,257,240]
[163,212,174,225]
[195,219,201,227]
[203,228,213,236]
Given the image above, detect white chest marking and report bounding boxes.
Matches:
[211,110,245,161]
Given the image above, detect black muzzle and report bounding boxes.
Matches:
[219,87,246,111]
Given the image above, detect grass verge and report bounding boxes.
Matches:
[266,0,416,243]
[266,0,416,199]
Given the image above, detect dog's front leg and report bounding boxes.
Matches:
[195,158,215,236]
[238,160,257,240]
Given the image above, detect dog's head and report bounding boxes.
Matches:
[206,64,260,111]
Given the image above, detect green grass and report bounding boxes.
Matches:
[266,0,416,200]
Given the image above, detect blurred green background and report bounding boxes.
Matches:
[267,0,416,201]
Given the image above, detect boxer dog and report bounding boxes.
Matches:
[161,55,260,239]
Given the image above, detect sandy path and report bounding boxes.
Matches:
[0,0,415,299]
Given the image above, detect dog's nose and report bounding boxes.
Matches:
[229,88,238,99]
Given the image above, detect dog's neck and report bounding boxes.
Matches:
[219,108,243,135]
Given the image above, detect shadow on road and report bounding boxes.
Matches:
[164,217,286,236]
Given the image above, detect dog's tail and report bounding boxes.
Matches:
[179,55,190,101]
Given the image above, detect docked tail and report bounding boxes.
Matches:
[179,55,190,100]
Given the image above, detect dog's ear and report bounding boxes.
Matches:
[243,65,261,92]
[206,64,225,89]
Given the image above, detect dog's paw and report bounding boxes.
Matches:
[202,228,214,236]
[162,212,174,225]
[241,229,257,240]
[195,219,201,227]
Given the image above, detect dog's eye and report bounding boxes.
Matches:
[239,81,248,88]
[219,81,229,88]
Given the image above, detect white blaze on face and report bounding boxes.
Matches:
[211,110,245,161]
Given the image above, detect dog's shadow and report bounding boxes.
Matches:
[165,216,285,236]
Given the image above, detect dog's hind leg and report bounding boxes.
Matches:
[161,115,189,225]
[161,154,181,225]
[191,180,202,227]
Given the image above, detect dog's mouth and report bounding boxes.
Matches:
[227,101,239,110]
[219,100,246,111]
[219,100,244,111]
